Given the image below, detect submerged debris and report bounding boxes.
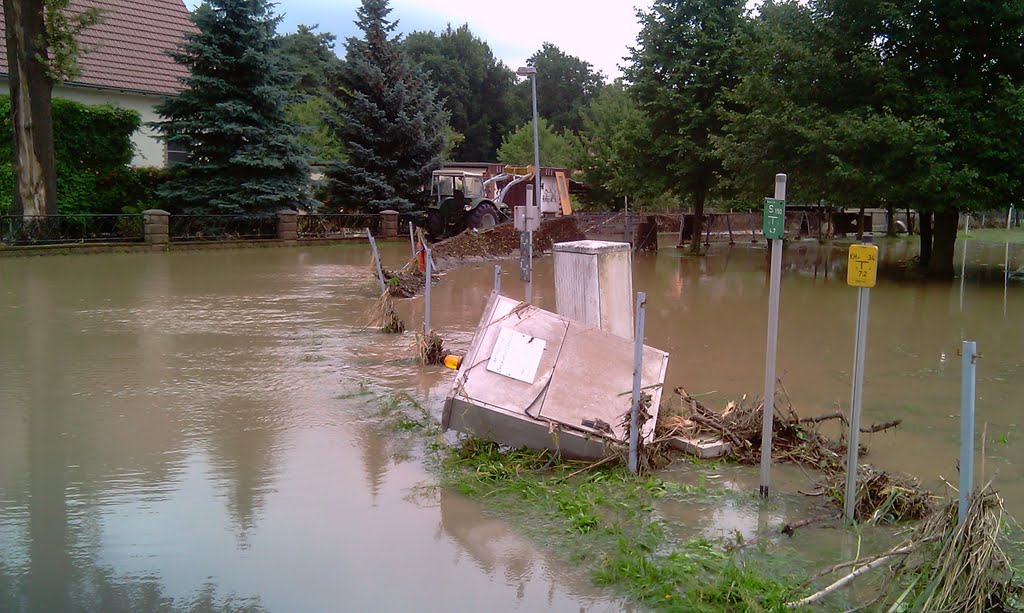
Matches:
[382,265,424,298]
[416,330,445,365]
[787,486,1023,611]
[368,291,405,333]
[659,386,931,522]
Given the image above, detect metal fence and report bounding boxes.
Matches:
[0,214,144,245]
[168,215,278,241]
[297,213,379,238]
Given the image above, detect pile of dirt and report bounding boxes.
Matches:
[431,216,585,262]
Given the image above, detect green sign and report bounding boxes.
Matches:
[763,198,785,239]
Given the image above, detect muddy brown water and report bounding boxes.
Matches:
[0,236,1021,611]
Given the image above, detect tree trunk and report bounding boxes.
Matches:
[885,205,896,236]
[3,0,57,217]
[689,189,705,255]
[928,210,958,278]
[856,204,865,239]
[919,211,932,267]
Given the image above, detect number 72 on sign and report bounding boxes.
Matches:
[847,244,878,287]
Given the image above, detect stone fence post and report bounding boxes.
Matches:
[143,209,169,244]
[380,210,399,238]
[277,210,298,241]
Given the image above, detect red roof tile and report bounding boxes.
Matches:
[0,0,197,96]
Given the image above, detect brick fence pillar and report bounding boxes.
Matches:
[277,210,298,241]
[380,209,399,238]
[143,209,169,244]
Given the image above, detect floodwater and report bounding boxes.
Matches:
[1,236,1022,611]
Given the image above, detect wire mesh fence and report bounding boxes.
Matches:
[168,215,278,241]
[297,213,379,238]
[0,214,144,245]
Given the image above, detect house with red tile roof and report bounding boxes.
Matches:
[0,0,197,167]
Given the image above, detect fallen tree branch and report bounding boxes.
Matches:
[800,412,847,424]
[690,414,744,448]
[860,419,902,433]
[786,545,916,609]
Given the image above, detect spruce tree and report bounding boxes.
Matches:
[327,0,447,214]
[156,0,312,215]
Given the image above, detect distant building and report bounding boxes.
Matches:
[0,0,196,167]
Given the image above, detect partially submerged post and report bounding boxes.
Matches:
[367,229,387,294]
[424,244,432,335]
[628,292,647,474]
[759,173,786,499]
[843,236,878,523]
[494,264,501,293]
[959,340,978,524]
[409,221,416,257]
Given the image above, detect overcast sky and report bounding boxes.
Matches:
[185,0,653,79]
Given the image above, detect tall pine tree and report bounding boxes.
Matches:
[156,0,312,215]
[327,0,447,214]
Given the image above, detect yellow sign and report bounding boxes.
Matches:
[847,244,879,287]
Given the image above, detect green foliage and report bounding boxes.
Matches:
[0,95,152,214]
[440,438,801,611]
[275,24,344,96]
[577,83,665,207]
[44,0,103,82]
[497,118,580,169]
[156,0,313,215]
[326,0,448,214]
[627,0,746,214]
[286,97,345,163]
[514,43,604,134]
[405,24,516,161]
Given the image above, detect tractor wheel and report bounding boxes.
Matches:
[465,201,500,230]
[426,210,445,241]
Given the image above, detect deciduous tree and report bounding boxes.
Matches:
[405,24,514,162]
[627,0,746,254]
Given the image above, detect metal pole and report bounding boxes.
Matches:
[526,71,540,306]
[628,291,647,474]
[424,245,432,335]
[759,173,786,499]
[843,285,871,522]
[727,210,734,245]
[1009,207,1014,230]
[960,234,968,312]
[959,341,977,523]
[1005,242,1011,318]
[409,221,416,257]
[494,264,501,293]
[367,229,387,294]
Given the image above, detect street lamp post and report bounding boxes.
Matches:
[517,66,540,305]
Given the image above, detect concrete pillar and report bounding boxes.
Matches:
[380,210,399,238]
[277,210,298,241]
[553,240,633,340]
[142,209,169,244]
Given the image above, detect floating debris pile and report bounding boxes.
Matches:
[658,386,932,522]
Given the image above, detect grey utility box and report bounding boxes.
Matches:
[552,240,634,340]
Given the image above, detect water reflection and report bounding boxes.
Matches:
[0,247,609,612]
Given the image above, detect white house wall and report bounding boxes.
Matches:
[1,79,167,167]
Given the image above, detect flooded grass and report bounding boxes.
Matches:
[437,437,807,611]
[959,228,1024,243]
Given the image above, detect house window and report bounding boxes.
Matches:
[166,140,188,166]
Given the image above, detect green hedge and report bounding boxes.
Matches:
[0,95,170,216]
